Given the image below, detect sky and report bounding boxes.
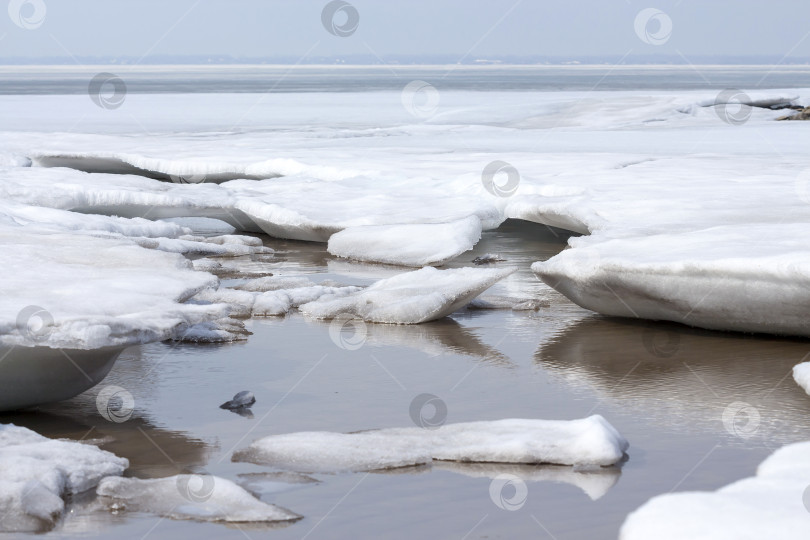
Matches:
[1,0,809,63]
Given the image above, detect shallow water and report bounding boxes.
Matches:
[4,220,810,539]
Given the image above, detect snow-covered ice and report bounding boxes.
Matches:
[620,441,810,540]
[0,424,128,532]
[793,362,810,396]
[232,415,629,472]
[299,267,514,324]
[2,86,810,347]
[96,475,300,523]
[327,216,483,267]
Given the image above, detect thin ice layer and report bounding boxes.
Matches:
[233,415,629,472]
[620,441,810,540]
[300,267,514,324]
[0,424,129,533]
[96,475,300,523]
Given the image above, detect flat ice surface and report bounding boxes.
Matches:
[793,362,810,396]
[620,441,810,539]
[232,415,629,472]
[0,423,128,532]
[2,87,810,346]
[96,475,300,523]
[299,267,514,324]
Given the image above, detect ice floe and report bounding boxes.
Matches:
[0,424,128,532]
[620,441,810,539]
[327,216,483,267]
[793,362,810,396]
[232,415,629,472]
[96,475,300,523]
[300,267,514,324]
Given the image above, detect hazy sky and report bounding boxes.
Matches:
[1,0,809,62]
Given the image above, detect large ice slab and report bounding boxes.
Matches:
[233,415,629,472]
[0,424,128,532]
[532,224,810,337]
[620,441,810,539]
[299,266,514,324]
[327,216,483,267]
[96,475,300,523]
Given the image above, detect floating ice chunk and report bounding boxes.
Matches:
[532,225,810,337]
[300,267,514,324]
[233,415,628,473]
[793,363,810,396]
[620,441,810,540]
[234,276,315,292]
[237,472,319,496]
[96,475,300,523]
[192,284,361,318]
[176,318,251,343]
[159,217,236,235]
[468,295,548,311]
[327,216,482,267]
[0,424,128,533]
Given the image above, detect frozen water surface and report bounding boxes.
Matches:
[1,66,810,538]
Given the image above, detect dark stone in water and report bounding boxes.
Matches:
[220,390,256,410]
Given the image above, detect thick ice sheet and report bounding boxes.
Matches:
[96,475,300,523]
[532,224,810,336]
[299,267,514,324]
[620,441,810,539]
[0,424,128,532]
[232,415,629,472]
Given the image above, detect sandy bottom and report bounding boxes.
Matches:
[4,220,810,539]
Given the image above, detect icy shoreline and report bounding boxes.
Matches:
[2,87,810,351]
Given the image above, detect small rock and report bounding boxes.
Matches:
[220,391,256,410]
[472,253,506,265]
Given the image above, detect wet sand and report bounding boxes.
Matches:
[5,220,810,539]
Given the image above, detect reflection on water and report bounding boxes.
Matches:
[537,317,810,444]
